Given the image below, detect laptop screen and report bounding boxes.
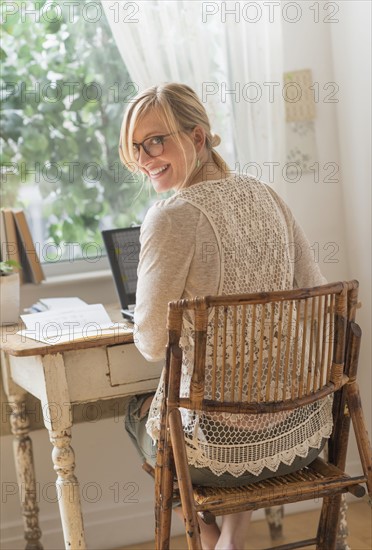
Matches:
[102,226,141,310]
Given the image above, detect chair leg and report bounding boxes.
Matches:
[344,324,372,498]
[168,409,202,550]
[155,439,175,550]
[316,493,342,550]
[155,446,164,549]
[346,381,372,497]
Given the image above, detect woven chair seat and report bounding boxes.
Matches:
[192,458,366,514]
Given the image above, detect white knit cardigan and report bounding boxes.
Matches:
[134,175,332,477]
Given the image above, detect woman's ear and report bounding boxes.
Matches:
[192,125,206,153]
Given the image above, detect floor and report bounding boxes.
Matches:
[116,501,371,550]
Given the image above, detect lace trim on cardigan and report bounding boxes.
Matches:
[183,397,333,477]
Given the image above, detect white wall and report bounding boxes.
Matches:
[281,2,349,284]
[281,0,371,466]
[1,3,370,548]
[329,0,372,459]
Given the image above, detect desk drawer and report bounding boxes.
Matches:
[107,344,163,386]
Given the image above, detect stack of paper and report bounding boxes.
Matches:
[18,303,133,344]
[25,297,88,313]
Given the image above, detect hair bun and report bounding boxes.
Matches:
[211,133,221,147]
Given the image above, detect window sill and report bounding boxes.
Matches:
[20,269,117,310]
[37,269,113,287]
[20,269,112,289]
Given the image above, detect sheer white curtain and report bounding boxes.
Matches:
[102,0,285,189]
[217,5,285,186]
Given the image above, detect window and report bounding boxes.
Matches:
[1,0,154,275]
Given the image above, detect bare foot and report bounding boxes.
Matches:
[198,516,220,550]
[215,510,252,550]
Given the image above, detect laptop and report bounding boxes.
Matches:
[101,226,141,322]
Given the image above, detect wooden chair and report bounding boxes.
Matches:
[153,280,371,550]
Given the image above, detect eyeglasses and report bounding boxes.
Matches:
[132,132,177,160]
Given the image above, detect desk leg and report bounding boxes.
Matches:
[39,352,86,549]
[9,395,43,550]
[48,428,86,550]
[336,496,350,550]
[265,505,284,541]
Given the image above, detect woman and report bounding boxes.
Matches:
[119,83,331,550]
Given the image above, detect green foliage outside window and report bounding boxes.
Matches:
[1,0,150,261]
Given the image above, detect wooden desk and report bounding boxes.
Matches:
[2,311,314,550]
[1,310,163,550]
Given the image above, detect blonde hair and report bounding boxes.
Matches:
[119,83,229,188]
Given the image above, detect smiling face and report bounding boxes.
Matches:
[120,84,229,193]
[132,108,197,193]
